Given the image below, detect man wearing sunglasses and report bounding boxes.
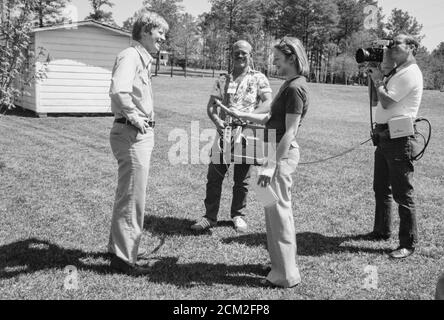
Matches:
[367,34,423,259]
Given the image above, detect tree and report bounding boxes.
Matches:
[32,0,72,28]
[85,0,116,26]
[1,0,48,111]
[122,0,184,49]
[430,42,444,90]
[331,53,358,85]
[170,13,200,77]
[386,8,423,39]
[256,0,281,75]
[198,11,229,73]
[415,46,434,89]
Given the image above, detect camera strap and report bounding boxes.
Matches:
[384,59,417,85]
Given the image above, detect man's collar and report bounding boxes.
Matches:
[387,57,416,79]
[132,41,154,67]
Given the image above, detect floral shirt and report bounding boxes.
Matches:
[210,68,272,115]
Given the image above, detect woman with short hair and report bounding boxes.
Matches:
[227,37,310,287]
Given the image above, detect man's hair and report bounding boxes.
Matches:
[232,40,253,54]
[132,9,169,41]
[398,34,420,56]
[274,37,309,77]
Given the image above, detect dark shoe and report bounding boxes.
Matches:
[110,255,150,276]
[109,250,151,260]
[260,279,278,288]
[261,264,272,276]
[389,247,414,259]
[190,217,217,231]
[362,232,391,241]
[260,278,300,289]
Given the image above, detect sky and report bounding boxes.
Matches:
[70,0,443,52]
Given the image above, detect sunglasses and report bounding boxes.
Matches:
[278,38,297,56]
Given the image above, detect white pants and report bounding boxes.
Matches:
[108,123,154,265]
[265,144,301,288]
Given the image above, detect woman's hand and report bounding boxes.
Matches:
[215,119,227,136]
[257,175,271,188]
[227,108,245,119]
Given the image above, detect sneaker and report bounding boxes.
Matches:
[389,247,414,259]
[190,217,216,231]
[233,216,248,233]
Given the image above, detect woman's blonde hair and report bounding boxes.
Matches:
[274,37,309,77]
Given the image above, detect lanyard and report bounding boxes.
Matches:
[385,59,416,84]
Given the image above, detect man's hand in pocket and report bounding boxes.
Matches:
[133,118,150,134]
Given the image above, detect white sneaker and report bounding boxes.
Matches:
[233,216,248,232]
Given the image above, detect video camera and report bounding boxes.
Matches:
[355,39,394,64]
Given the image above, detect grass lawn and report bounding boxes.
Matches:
[0,76,443,300]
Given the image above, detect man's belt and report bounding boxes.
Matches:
[375,123,388,130]
[114,117,155,128]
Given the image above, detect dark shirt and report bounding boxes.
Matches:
[266,76,309,143]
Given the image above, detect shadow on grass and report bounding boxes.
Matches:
[0,238,270,288]
[1,106,113,118]
[143,215,236,237]
[144,215,207,236]
[0,238,110,280]
[222,232,391,256]
[146,256,269,288]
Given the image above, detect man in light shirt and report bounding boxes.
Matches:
[107,10,168,275]
[368,34,423,259]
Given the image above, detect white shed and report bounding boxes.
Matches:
[16,20,132,115]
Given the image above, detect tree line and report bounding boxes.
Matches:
[1,0,444,110]
[122,0,442,90]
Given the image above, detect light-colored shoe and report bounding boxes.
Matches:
[233,216,248,232]
[190,217,216,231]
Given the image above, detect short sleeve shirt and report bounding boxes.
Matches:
[210,68,272,116]
[375,63,423,124]
[266,76,309,143]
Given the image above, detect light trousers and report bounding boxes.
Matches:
[108,123,154,265]
[265,144,301,288]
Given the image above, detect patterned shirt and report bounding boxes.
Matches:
[210,68,272,116]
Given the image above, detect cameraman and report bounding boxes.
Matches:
[367,34,423,259]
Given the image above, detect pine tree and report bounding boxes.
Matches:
[33,0,71,28]
[386,8,423,39]
[85,0,116,26]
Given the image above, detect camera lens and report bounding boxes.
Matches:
[355,47,384,63]
[355,49,369,64]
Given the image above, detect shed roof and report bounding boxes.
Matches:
[32,20,131,37]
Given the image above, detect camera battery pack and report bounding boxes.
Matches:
[388,116,415,139]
